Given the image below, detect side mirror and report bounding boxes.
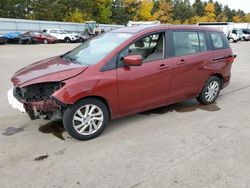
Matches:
[123,55,143,66]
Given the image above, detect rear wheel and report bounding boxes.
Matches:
[63,98,109,140]
[79,38,84,43]
[18,39,23,44]
[197,76,221,105]
[228,38,234,43]
[64,37,71,43]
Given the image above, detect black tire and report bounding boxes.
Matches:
[43,39,48,44]
[18,39,23,44]
[197,76,222,105]
[64,37,71,43]
[79,38,83,43]
[63,98,109,141]
[228,38,234,43]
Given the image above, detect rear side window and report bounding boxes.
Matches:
[172,31,207,56]
[209,32,229,50]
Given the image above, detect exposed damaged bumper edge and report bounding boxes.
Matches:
[7,88,25,113]
[24,97,64,120]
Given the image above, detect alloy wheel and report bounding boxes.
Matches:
[205,81,219,102]
[72,104,104,136]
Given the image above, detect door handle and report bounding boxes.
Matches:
[177,59,186,65]
[159,64,169,69]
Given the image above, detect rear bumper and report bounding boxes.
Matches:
[222,75,231,89]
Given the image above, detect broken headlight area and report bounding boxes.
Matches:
[14,82,65,120]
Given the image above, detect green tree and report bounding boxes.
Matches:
[172,0,192,24]
[222,5,233,22]
[214,1,222,17]
[236,9,245,18]
[204,2,216,22]
[31,0,65,21]
[151,0,160,15]
[192,0,205,17]
[63,8,89,23]
[110,0,140,24]
[245,13,250,22]
[138,0,155,21]
[91,0,112,23]
[111,0,127,24]
[123,0,141,21]
[154,0,173,23]
[0,0,33,19]
[235,9,245,22]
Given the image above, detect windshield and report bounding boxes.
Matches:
[63,32,132,66]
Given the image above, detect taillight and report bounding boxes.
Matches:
[227,55,236,63]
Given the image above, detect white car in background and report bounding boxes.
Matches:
[43,29,77,43]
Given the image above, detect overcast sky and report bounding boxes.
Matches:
[190,0,250,13]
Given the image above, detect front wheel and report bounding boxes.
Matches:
[63,98,109,140]
[43,39,48,44]
[197,76,221,105]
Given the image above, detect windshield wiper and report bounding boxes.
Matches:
[63,54,81,65]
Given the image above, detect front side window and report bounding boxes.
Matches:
[63,32,132,66]
[118,32,165,64]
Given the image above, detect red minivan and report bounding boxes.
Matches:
[8,25,235,140]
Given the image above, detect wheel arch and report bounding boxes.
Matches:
[211,73,224,89]
[72,95,112,120]
[64,37,70,42]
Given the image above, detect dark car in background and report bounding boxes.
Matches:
[242,29,250,41]
[4,32,36,44]
[24,31,57,44]
[0,34,6,44]
[67,31,90,43]
[16,33,37,44]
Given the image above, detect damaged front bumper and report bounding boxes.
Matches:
[24,98,62,120]
[7,87,64,120]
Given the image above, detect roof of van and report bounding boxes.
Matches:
[111,24,223,34]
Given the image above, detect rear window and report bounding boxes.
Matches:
[209,32,229,50]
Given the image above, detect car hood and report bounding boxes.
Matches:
[11,56,87,87]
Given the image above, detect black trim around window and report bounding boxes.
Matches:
[100,29,223,71]
[168,29,209,57]
[101,30,170,71]
[116,30,168,68]
[207,31,230,50]
[100,55,118,72]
